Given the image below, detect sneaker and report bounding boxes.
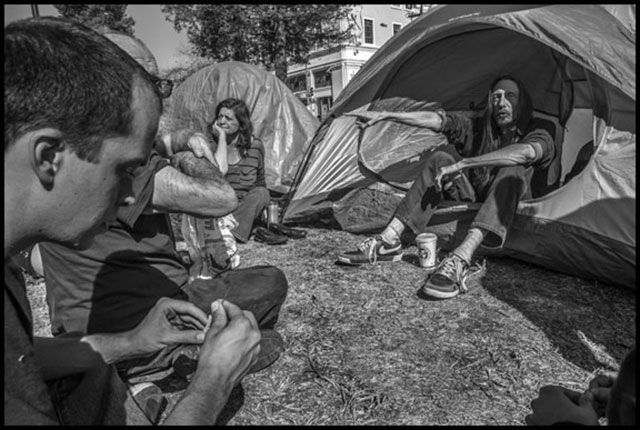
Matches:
[268,223,307,239]
[337,236,403,265]
[247,329,285,374]
[253,226,288,245]
[419,253,486,299]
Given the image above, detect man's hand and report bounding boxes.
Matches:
[191,300,261,392]
[587,372,617,417]
[435,163,463,191]
[525,385,599,426]
[343,110,387,129]
[187,132,217,166]
[157,299,261,425]
[125,297,210,356]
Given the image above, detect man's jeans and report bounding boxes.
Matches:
[395,150,532,249]
[232,186,270,242]
[116,265,288,380]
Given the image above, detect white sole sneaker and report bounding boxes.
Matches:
[420,284,460,299]
[336,253,403,265]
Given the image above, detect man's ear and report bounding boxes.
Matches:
[28,129,65,189]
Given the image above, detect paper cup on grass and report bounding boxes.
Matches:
[416,232,437,270]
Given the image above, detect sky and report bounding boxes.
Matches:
[3,4,192,72]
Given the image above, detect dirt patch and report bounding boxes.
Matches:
[26,225,636,425]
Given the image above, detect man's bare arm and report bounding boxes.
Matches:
[34,336,107,381]
[150,151,237,217]
[344,110,443,130]
[457,142,538,170]
[434,142,539,190]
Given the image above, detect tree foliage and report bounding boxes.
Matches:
[54,5,136,35]
[161,4,355,81]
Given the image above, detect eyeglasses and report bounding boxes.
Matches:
[150,76,174,99]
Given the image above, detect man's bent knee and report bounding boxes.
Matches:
[235,265,288,301]
[429,150,457,165]
[262,265,289,300]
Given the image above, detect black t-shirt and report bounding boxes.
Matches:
[441,112,558,197]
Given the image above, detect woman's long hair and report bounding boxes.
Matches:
[475,75,533,184]
[208,98,254,157]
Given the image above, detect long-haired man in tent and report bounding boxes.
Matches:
[338,76,559,300]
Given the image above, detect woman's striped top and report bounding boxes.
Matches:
[224,140,266,199]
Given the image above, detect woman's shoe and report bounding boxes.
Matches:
[268,223,307,239]
[254,226,288,245]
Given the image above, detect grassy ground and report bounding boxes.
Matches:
[25,225,635,425]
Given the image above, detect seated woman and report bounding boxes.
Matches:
[208,98,302,245]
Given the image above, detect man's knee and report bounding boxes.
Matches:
[423,150,457,173]
[414,150,457,185]
[238,265,288,301]
[489,165,529,198]
[262,265,289,300]
[426,150,456,164]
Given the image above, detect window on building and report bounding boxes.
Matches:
[314,68,332,89]
[393,23,402,35]
[363,18,374,45]
[285,74,306,93]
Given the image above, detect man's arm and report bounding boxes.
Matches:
[35,299,209,379]
[35,331,142,375]
[344,110,443,130]
[434,142,538,190]
[457,142,538,170]
[34,298,209,380]
[33,335,106,381]
[149,151,238,217]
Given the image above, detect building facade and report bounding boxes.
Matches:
[287,4,434,121]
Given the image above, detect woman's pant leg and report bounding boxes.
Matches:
[231,187,270,243]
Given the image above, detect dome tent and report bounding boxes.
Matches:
[101,30,159,76]
[167,61,320,194]
[282,5,635,289]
